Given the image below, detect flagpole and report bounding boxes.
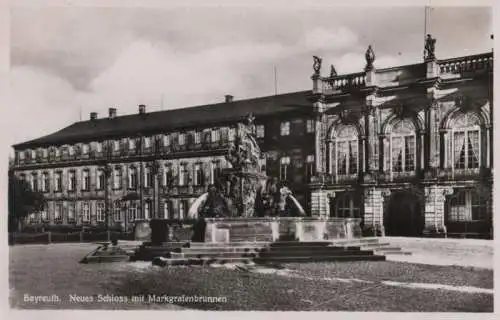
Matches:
[274,66,278,96]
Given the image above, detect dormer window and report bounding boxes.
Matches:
[144,137,151,149]
[82,144,89,155]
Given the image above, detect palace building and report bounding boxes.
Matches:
[11,38,493,238]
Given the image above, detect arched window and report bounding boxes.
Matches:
[331,125,359,176]
[450,113,481,170]
[332,193,361,218]
[389,119,416,173]
[447,189,487,222]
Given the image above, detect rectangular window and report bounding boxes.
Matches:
[113,202,122,221]
[54,202,63,222]
[305,155,315,181]
[211,129,220,142]
[113,140,120,151]
[178,133,185,145]
[144,137,151,149]
[82,170,90,191]
[97,170,105,190]
[128,203,137,222]
[194,131,201,144]
[194,163,203,186]
[113,167,122,189]
[129,139,136,150]
[179,164,188,186]
[41,205,48,221]
[41,172,49,192]
[96,202,105,222]
[95,142,103,153]
[143,201,151,220]
[163,135,170,147]
[67,202,75,222]
[280,157,291,181]
[82,202,91,222]
[54,172,62,192]
[31,173,38,192]
[306,119,315,133]
[144,167,152,188]
[128,167,138,189]
[228,128,236,141]
[82,144,89,155]
[68,170,76,191]
[280,121,290,136]
[211,161,221,184]
[256,125,265,138]
[162,201,173,219]
[162,165,172,186]
[179,200,189,220]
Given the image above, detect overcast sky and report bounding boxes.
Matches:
[8,5,493,149]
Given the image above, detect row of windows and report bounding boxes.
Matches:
[17,119,317,163]
[330,121,483,176]
[29,199,193,223]
[21,152,318,193]
[20,162,224,193]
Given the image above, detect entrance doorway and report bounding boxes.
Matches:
[384,191,423,237]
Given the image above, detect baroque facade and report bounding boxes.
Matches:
[309,40,493,238]
[11,38,493,238]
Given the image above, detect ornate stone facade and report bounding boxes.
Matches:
[309,46,493,238]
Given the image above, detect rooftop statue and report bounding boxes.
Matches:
[365,45,375,71]
[330,64,338,77]
[313,56,322,75]
[424,34,436,60]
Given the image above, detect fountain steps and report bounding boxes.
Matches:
[139,240,389,266]
[151,254,386,267]
[169,249,374,259]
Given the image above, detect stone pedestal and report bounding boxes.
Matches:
[423,185,453,237]
[204,217,363,243]
[362,188,386,236]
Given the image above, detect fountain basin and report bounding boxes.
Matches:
[204,217,362,243]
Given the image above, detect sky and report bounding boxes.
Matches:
[7,4,493,151]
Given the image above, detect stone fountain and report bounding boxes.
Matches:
[182,114,362,243]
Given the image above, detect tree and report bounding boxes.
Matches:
[8,170,46,232]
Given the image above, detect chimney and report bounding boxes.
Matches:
[108,108,117,119]
[225,95,234,103]
[90,112,98,120]
[139,104,146,115]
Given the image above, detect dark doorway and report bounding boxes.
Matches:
[384,191,423,237]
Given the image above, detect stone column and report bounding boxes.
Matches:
[423,185,453,237]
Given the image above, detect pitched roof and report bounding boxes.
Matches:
[13,90,312,149]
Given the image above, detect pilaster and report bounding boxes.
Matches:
[313,101,326,174]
